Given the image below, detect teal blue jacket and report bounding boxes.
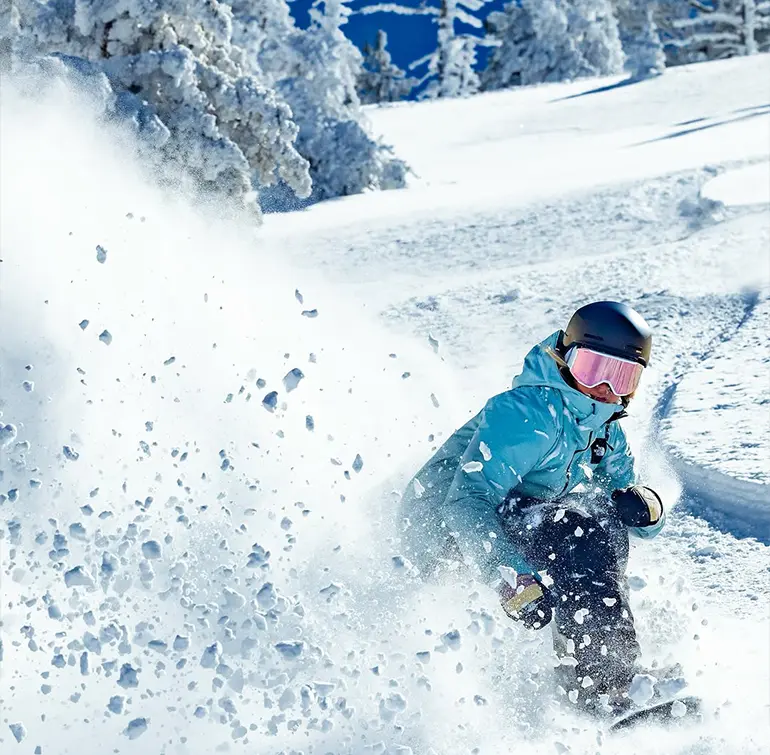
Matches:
[401,332,665,583]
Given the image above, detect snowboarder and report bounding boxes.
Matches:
[399,301,667,715]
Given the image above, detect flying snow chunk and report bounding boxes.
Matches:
[301,309,318,318]
[391,555,412,570]
[262,391,278,412]
[462,461,483,474]
[628,673,656,706]
[83,632,101,653]
[312,681,336,697]
[173,635,190,651]
[441,629,462,650]
[63,445,80,461]
[384,692,407,712]
[125,718,148,739]
[352,453,364,473]
[108,696,124,714]
[247,543,270,568]
[0,424,18,446]
[670,699,688,718]
[283,368,304,392]
[99,330,112,345]
[479,441,492,461]
[256,582,277,610]
[223,587,246,610]
[278,688,296,710]
[79,319,89,330]
[573,608,589,625]
[118,664,139,688]
[23,381,34,393]
[200,642,222,669]
[275,641,304,659]
[9,722,26,742]
[413,478,425,498]
[141,540,162,560]
[64,566,94,589]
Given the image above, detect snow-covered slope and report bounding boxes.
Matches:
[658,286,770,538]
[2,57,769,754]
[661,290,769,488]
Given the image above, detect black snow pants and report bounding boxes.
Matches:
[500,496,641,696]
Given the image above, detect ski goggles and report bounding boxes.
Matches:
[565,346,644,396]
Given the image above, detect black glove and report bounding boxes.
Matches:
[498,573,556,630]
[612,485,664,528]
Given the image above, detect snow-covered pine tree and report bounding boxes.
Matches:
[423,0,483,97]
[237,0,408,204]
[357,0,496,98]
[10,0,311,214]
[649,0,699,63]
[437,35,482,96]
[357,29,416,103]
[572,0,626,74]
[10,0,408,214]
[614,0,666,77]
[481,0,625,89]
[669,0,770,59]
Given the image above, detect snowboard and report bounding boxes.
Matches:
[610,695,702,732]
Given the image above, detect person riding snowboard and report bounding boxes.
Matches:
[400,301,667,715]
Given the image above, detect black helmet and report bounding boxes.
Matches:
[561,301,652,366]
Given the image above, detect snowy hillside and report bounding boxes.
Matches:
[2,56,769,754]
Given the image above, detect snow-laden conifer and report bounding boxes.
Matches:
[358,0,497,98]
[254,0,409,202]
[482,0,625,89]
[10,0,409,214]
[670,0,770,61]
[11,0,311,213]
[615,0,666,78]
[358,29,416,103]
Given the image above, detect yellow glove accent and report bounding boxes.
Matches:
[503,583,543,617]
[641,487,663,523]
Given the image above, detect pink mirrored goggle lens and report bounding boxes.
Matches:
[566,347,644,396]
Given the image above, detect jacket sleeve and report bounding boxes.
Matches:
[438,388,556,583]
[596,424,666,540]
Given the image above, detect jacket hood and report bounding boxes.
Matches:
[512,332,622,429]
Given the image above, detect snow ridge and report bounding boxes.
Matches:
[655,289,770,543]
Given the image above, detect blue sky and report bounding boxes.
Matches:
[290,0,507,76]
